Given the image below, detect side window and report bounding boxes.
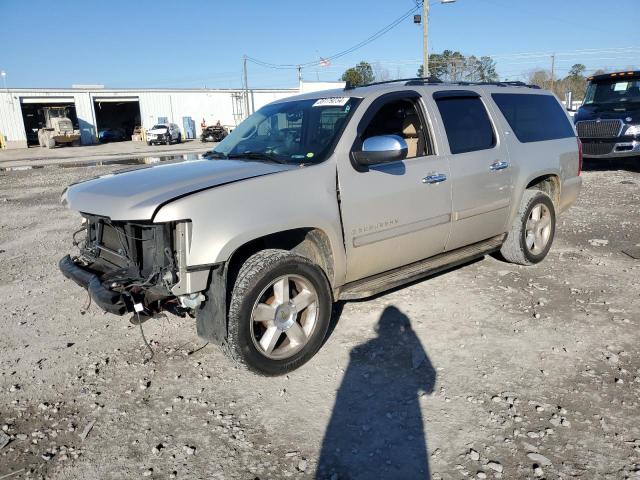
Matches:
[491,93,575,143]
[435,96,496,154]
[361,99,431,159]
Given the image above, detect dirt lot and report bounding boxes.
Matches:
[0,158,639,480]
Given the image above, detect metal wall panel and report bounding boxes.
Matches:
[0,87,313,148]
[0,91,26,143]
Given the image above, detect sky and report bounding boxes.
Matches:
[1,0,639,89]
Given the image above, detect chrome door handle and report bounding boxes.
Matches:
[422,173,447,184]
[489,160,510,171]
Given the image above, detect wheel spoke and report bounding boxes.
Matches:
[533,230,545,251]
[291,289,314,312]
[525,232,535,250]
[537,214,551,230]
[273,277,289,305]
[260,326,281,354]
[253,303,276,322]
[285,322,307,345]
[530,205,541,221]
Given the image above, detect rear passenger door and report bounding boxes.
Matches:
[431,90,512,250]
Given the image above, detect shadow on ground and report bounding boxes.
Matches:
[317,306,436,479]
[583,157,640,173]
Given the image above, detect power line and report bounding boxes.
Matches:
[246,4,421,70]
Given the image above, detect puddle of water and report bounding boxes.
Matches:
[0,153,203,172]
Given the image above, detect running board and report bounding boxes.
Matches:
[337,234,505,300]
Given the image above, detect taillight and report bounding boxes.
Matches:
[577,137,583,176]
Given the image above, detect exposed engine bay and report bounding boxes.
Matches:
[61,215,203,319]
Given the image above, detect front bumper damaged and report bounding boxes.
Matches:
[59,255,129,315]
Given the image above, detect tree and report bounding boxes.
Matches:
[568,63,586,78]
[340,61,375,87]
[473,56,499,82]
[528,69,552,89]
[372,62,391,82]
[563,63,587,101]
[417,51,498,82]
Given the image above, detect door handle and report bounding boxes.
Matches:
[489,160,510,171]
[422,173,447,184]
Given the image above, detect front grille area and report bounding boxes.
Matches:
[83,215,174,277]
[583,142,614,156]
[576,120,622,139]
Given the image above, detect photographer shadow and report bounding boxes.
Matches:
[317,306,436,479]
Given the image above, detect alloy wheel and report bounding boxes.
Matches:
[249,275,319,360]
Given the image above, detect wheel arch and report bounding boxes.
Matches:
[197,228,336,347]
[525,173,561,207]
[225,227,336,292]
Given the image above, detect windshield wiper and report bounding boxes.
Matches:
[203,150,227,159]
[227,152,288,164]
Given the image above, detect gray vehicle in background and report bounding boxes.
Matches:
[59,78,582,375]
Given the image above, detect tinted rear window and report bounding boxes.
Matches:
[435,97,496,154]
[492,93,574,143]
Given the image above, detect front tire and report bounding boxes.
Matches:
[225,249,332,375]
[500,190,555,265]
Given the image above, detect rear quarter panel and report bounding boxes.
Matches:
[486,91,581,225]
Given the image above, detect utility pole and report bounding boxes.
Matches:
[243,55,250,119]
[422,0,430,77]
[550,53,556,91]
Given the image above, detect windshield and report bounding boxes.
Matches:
[209,97,357,164]
[151,124,168,130]
[583,79,640,105]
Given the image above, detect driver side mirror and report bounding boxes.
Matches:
[353,135,408,166]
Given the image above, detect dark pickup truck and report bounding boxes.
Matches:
[574,71,640,159]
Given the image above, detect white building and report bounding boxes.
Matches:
[0,80,344,149]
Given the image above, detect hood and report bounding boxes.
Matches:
[63,159,295,220]
[147,127,168,134]
[575,103,640,124]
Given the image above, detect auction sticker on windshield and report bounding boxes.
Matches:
[313,97,350,107]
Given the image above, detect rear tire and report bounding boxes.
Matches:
[224,249,332,376]
[176,133,181,144]
[500,190,555,265]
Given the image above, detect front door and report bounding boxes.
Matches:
[337,92,453,283]
[430,90,512,250]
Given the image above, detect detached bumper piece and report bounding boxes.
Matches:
[59,255,130,315]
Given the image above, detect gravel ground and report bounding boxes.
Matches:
[0,158,639,480]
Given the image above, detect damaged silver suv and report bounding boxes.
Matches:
[60,78,582,375]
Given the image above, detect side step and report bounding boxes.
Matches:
[337,234,505,300]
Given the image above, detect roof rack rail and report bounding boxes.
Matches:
[344,77,540,90]
[344,76,443,90]
[404,76,443,85]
